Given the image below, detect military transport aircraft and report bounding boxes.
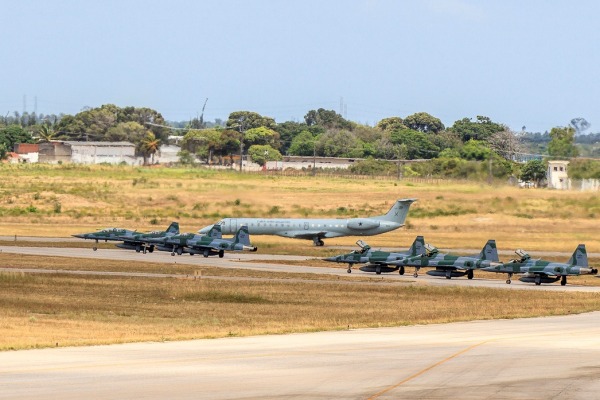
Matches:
[323,236,426,275]
[153,224,257,257]
[401,240,500,280]
[198,199,416,246]
[73,227,137,251]
[481,244,597,285]
[116,222,179,254]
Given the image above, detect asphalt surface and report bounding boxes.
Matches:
[2,312,600,399]
[2,243,600,399]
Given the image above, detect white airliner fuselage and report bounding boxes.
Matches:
[198,199,416,246]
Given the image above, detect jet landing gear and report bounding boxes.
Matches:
[347,263,353,274]
[399,266,405,276]
[506,273,513,284]
[413,267,420,278]
[561,276,567,286]
[312,236,324,246]
[467,270,474,280]
[93,239,98,251]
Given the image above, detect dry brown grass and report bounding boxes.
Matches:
[2,270,600,351]
[1,165,599,257]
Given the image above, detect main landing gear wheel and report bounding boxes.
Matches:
[467,270,474,280]
[506,273,513,284]
[203,250,209,258]
[399,266,405,275]
[535,275,542,286]
[317,239,324,246]
[445,271,452,280]
[376,266,381,275]
[561,276,567,286]
[219,250,224,258]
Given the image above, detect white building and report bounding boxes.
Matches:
[39,141,138,165]
[547,160,569,190]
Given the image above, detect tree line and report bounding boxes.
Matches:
[1,103,595,180]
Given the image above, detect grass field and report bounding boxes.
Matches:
[1,164,600,254]
[1,164,600,350]
[2,264,600,350]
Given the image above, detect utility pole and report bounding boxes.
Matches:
[312,140,316,175]
[237,117,245,173]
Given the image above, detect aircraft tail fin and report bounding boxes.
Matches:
[166,221,179,234]
[377,199,417,224]
[567,244,588,267]
[479,240,499,262]
[408,235,426,256]
[205,224,222,239]
[234,225,251,246]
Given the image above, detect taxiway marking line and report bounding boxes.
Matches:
[367,340,489,399]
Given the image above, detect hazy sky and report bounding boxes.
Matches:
[2,0,599,132]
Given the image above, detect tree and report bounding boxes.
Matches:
[460,139,491,161]
[137,132,161,165]
[403,112,445,133]
[226,111,276,131]
[316,130,357,157]
[0,125,34,153]
[247,144,282,167]
[37,123,58,143]
[106,121,146,142]
[180,129,222,163]
[487,129,523,161]
[548,126,579,158]
[520,159,546,186]
[376,117,406,132]
[304,108,353,130]
[244,126,280,149]
[288,130,317,156]
[449,115,505,142]
[390,128,439,159]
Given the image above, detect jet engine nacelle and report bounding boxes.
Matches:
[519,275,560,284]
[426,269,467,278]
[359,265,397,273]
[346,218,380,230]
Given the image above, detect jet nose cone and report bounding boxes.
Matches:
[72,234,86,239]
[323,257,339,262]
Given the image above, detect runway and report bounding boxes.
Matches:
[2,312,600,399]
[1,245,599,292]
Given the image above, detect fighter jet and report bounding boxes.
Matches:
[198,199,416,246]
[401,240,500,280]
[72,227,137,251]
[323,236,426,275]
[115,222,179,254]
[159,224,257,257]
[481,244,597,285]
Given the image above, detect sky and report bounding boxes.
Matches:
[2,0,600,133]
